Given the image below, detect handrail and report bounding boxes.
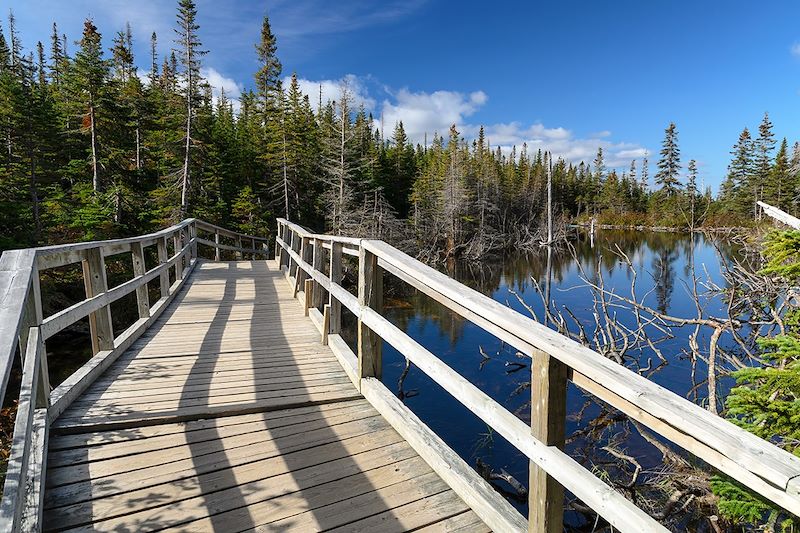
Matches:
[275,217,800,531]
[0,218,270,531]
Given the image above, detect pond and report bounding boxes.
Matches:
[379,228,749,527]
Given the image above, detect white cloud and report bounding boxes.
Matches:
[288,74,376,112]
[279,73,649,170]
[483,122,648,168]
[791,42,800,57]
[380,89,487,142]
[202,67,243,113]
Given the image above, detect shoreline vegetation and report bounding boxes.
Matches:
[1,0,799,530]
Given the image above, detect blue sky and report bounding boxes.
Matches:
[6,0,800,191]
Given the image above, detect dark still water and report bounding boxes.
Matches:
[379,229,746,525]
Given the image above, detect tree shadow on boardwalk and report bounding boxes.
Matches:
[42,259,424,531]
[174,259,399,530]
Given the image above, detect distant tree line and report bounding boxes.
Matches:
[0,2,796,259]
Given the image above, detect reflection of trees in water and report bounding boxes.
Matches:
[387,228,765,528]
[652,247,678,314]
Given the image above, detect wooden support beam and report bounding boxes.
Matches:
[214,230,221,261]
[157,236,170,298]
[189,222,197,260]
[173,230,183,281]
[322,304,330,345]
[529,349,568,533]
[235,235,243,260]
[304,279,313,316]
[130,242,150,320]
[312,238,324,309]
[82,248,113,354]
[357,245,382,385]
[19,268,49,408]
[329,242,342,336]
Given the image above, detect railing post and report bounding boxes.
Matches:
[295,236,311,297]
[131,241,150,320]
[214,230,221,261]
[173,229,183,281]
[529,349,568,533]
[189,221,197,260]
[321,304,330,345]
[357,243,382,386]
[235,235,243,260]
[304,279,313,316]
[329,242,342,337]
[82,248,114,354]
[288,228,298,280]
[20,268,49,408]
[157,236,170,298]
[312,238,324,310]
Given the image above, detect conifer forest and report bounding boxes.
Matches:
[1,3,798,258]
[2,2,800,532]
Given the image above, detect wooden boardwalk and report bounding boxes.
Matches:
[43,261,488,531]
[3,217,798,532]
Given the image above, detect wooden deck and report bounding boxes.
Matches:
[43,260,489,532]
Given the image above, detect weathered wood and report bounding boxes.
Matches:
[358,306,665,532]
[0,328,43,531]
[214,230,221,260]
[19,266,49,409]
[759,200,800,229]
[361,377,527,532]
[131,241,151,320]
[157,236,170,298]
[364,239,800,505]
[21,409,48,532]
[41,242,191,341]
[312,238,324,309]
[329,241,343,336]
[304,279,313,316]
[358,245,382,384]
[529,349,568,533]
[35,218,195,270]
[82,248,114,354]
[173,229,184,281]
[322,304,330,345]
[0,250,36,409]
[48,258,197,423]
[196,237,266,255]
[235,235,243,260]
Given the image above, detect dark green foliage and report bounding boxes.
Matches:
[711,230,800,528]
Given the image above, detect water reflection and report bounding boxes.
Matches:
[382,228,750,528]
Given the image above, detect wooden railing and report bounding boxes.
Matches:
[0,219,268,531]
[276,217,800,533]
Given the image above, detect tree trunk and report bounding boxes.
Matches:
[90,102,99,192]
[135,125,141,170]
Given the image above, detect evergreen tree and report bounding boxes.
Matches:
[655,122,681,196]
[686,159,698,227]
[771,138,789,210]
[726,128,754,216]
[67,19,109,193]
[753,112,775,218]
[174,0,206,217]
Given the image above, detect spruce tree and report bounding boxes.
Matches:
[655,122,681,196]
[68,19,109,193]
[771,138,789,210]
[174,0,206,217]
[727,128,754,216]
[686,159,698,227]
[753,112,775,218]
